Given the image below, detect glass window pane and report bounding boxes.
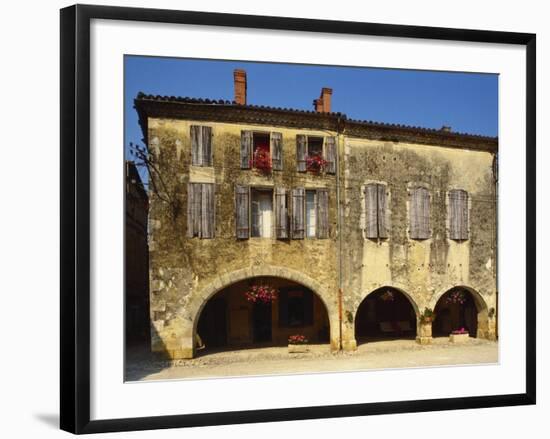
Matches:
[306,190,316,238]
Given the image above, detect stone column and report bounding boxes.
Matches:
[416,318,433,345]
[341,310,357,351]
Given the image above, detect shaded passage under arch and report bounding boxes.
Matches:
[196,276,331,353]
[433,287,483,338]
[355,287,417,344]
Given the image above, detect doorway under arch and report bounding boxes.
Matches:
[196,276,331,354]
[354,287,417,344]
[433,287,486,338]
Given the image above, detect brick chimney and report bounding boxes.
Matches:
[234,69,247,105]
[313,87,333,113]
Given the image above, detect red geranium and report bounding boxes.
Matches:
[244,284,278,304]
[250,146,272,174]
[288,334,308,345]
[306,154,328,173]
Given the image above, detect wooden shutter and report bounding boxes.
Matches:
[240,131,252,169]
[316,189,329,239]
[377,184,388,238]
[278,290,289,327]
[325,136,336,174]
[411,187,430,239]
[291,187,305,239]
[296,135,307,172]
[235,185,250,239]
[275,187,288,239]
[190,125,201,166]
[201,126,213,166]
[365,184,378,238]
[187,183,202,237]
[271,132,283,171]
[200,183,215,238]
[449,189,468,240]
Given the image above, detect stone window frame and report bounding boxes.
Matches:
[406,181,433,241]
[445,187,472,241]
[360,180,392,241]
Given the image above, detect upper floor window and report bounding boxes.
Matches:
[409,186,430,240]
[240,131,283,171]
[296,135,336,174]
[448,189,469,240]
[235,185,328,240]
[186,183,215,238]
[190,125,213,166]
[364,183,389,239]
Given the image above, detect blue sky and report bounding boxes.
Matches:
[125,56,498,156]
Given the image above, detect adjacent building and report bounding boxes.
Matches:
[134,69,498,359]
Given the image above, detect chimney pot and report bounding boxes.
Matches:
[234,69,247,105]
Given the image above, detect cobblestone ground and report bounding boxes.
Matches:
[125,337,498,382]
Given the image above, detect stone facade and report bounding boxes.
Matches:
[134,80,498,360]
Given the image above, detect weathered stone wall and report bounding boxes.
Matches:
[147,118,340,358]
[340,138,497,348]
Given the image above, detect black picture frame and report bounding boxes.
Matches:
[60,4,536,434]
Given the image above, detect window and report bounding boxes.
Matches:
[291,188,329,239]
[449,189,469,240]
[240,131,283,171]
[190,125,212,166]
[278,289,313,327]
[364,183,389,239]
[296,135,336,173]
[251,188,273,238]
[186,183,215,238]
[410,186,430,239]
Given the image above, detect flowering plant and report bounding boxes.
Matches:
[250,146,272,174]
[446,290,466,305]
[419,307,435,324]
[288,334,308,345]
[380,290,395,302]
[305,154,328,173]
[244,284,278,304]
[452,327,468,335]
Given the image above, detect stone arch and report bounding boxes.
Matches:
[354,284,421,319]
[429,285,493,339]
[186,265,339,353]
[353,285,420,343]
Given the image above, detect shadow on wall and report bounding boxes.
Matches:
[124,324,171,382]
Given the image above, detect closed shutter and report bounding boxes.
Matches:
[275,187,288,239]
[240,131,252,169]
[365,184,378,238]
[291,187,305,239]
[271,132,283,171]
[296,135,307,172]
[200,183,215,238]
[449,189,468,240]
[190,125,201,166]
[187,183,202,237]
[411,187,430,239]
[235,185,250,239]
[201,126,212,166]
[316,189,329,239]
[377,184,388,238]
[325,136,336,174]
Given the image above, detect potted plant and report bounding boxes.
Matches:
[250,146,272,174]
[288,334,309,353]
[244,284,278,304]
[305,154,328,173]
[419,307,435,324]
[449,327,469,343]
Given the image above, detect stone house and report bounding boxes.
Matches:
[134,69,498,359]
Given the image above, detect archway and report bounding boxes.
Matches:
[196,276,331,354]
[354,287,417,344]
[433,287,487,338]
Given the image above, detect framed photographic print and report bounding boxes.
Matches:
[60,4,536,434]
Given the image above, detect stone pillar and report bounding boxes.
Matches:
[416,319,433,345]
[151,317,194,359]
[341,310,357,351]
